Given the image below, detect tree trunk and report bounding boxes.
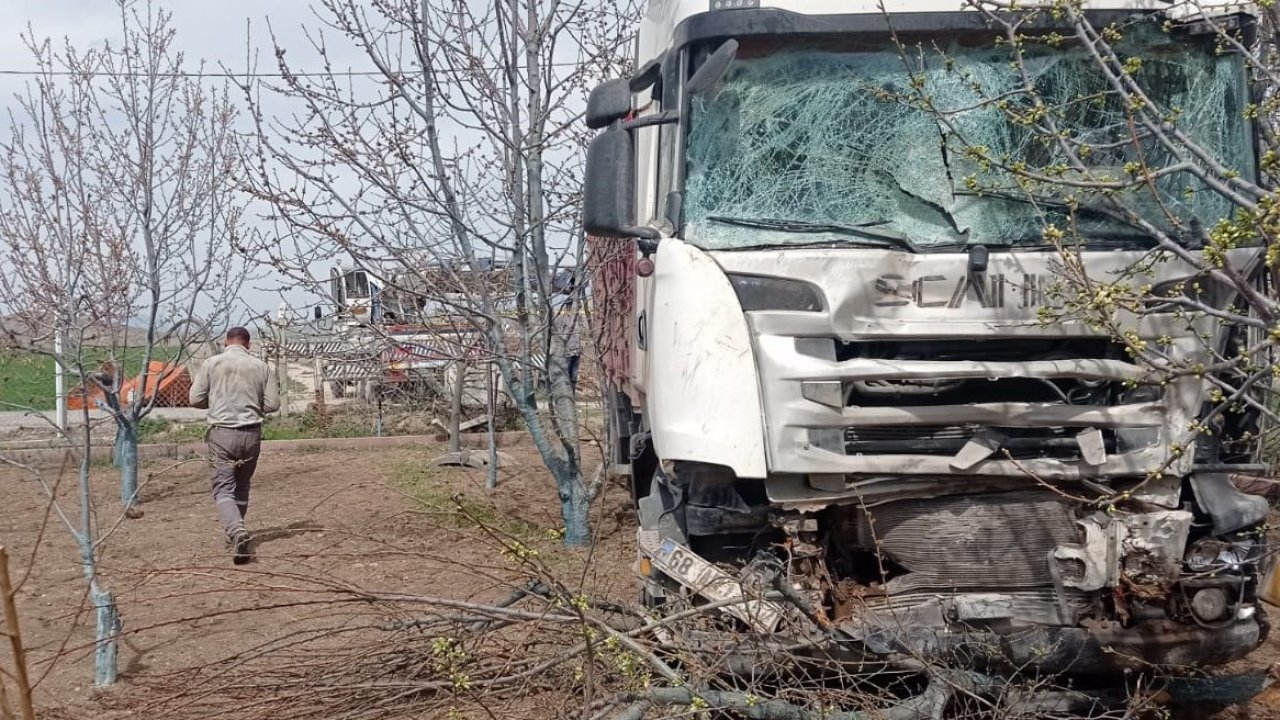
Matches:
[77,450,118,685]
[448,361,466,454]
[0,548,35,720]
[112,424,124,468]
[496,350,588,544]
[486,362,498,490]
[117,421,139,511]
[104,392,140,514]
[546,353,590,548]
[90,582,120,686]
[375,392,384,438]
[558,470,591,547]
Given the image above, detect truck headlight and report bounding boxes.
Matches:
[727,274,824,312]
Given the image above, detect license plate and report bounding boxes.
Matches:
[648,537,783,633]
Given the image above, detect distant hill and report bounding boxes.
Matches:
[0,313,162,349]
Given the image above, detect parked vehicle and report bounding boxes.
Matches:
[585,0,1271,674]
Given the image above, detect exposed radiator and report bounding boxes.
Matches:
[854,492,1080,591]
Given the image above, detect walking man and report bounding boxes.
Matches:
[189,327,280,563]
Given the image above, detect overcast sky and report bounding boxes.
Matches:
[0,0,372,325]
[0,0,594,331]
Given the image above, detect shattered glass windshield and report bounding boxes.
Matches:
[683,23,1254,251]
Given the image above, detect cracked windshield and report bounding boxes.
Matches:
[684,24,1253,251]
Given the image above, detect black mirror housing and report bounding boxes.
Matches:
[630,58,661,93]
[586,79,632,130]
[688,39,738,95]
[583,127,637,237]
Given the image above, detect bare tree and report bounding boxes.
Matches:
[0,0,251,514]
[239,0,638,544]
[0,417,131,685]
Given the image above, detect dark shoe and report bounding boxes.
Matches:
[230,530,252,565]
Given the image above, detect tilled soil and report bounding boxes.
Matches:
[4,443,1280,718]
[0,442,635,718]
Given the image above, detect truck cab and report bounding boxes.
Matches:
[585,1,1271,674]
[329,264,379,328]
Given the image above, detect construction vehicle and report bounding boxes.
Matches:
[317,259,526,402]
[584,0,1272,677]
[328,263,378,329]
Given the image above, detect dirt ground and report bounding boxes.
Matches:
[6,444,1280,718]
[0,440,636,718]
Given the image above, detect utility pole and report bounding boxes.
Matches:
[312,355,326,422]
[54,327,67,433]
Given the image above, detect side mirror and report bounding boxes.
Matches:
[583,127,639,238]
[688,39,739,95]
[586,78,632,130]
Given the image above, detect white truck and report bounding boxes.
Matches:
[584,0,1272,675]
[313,260,527,403]
[327,264,378,329]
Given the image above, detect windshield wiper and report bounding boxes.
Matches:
[705,216,918,252]
[923,234,1163,253]
[709,240,908,252]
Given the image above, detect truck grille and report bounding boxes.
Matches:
[758,329,1173,479]
[843,425,1118,460]
[830,338,1131,364]
[803,338,1137,408]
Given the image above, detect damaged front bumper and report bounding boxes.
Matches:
[640,532,1266,675]
[839,592,1265,674]
[635,468,1271,677]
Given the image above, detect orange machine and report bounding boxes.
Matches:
[67,361,192,410]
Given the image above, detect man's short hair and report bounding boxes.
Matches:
[226,327,251,344]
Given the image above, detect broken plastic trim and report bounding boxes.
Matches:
[1191,473,1269,536]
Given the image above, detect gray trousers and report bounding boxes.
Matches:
[207,425,262,536]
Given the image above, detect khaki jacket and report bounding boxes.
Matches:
[189,345,280,427]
